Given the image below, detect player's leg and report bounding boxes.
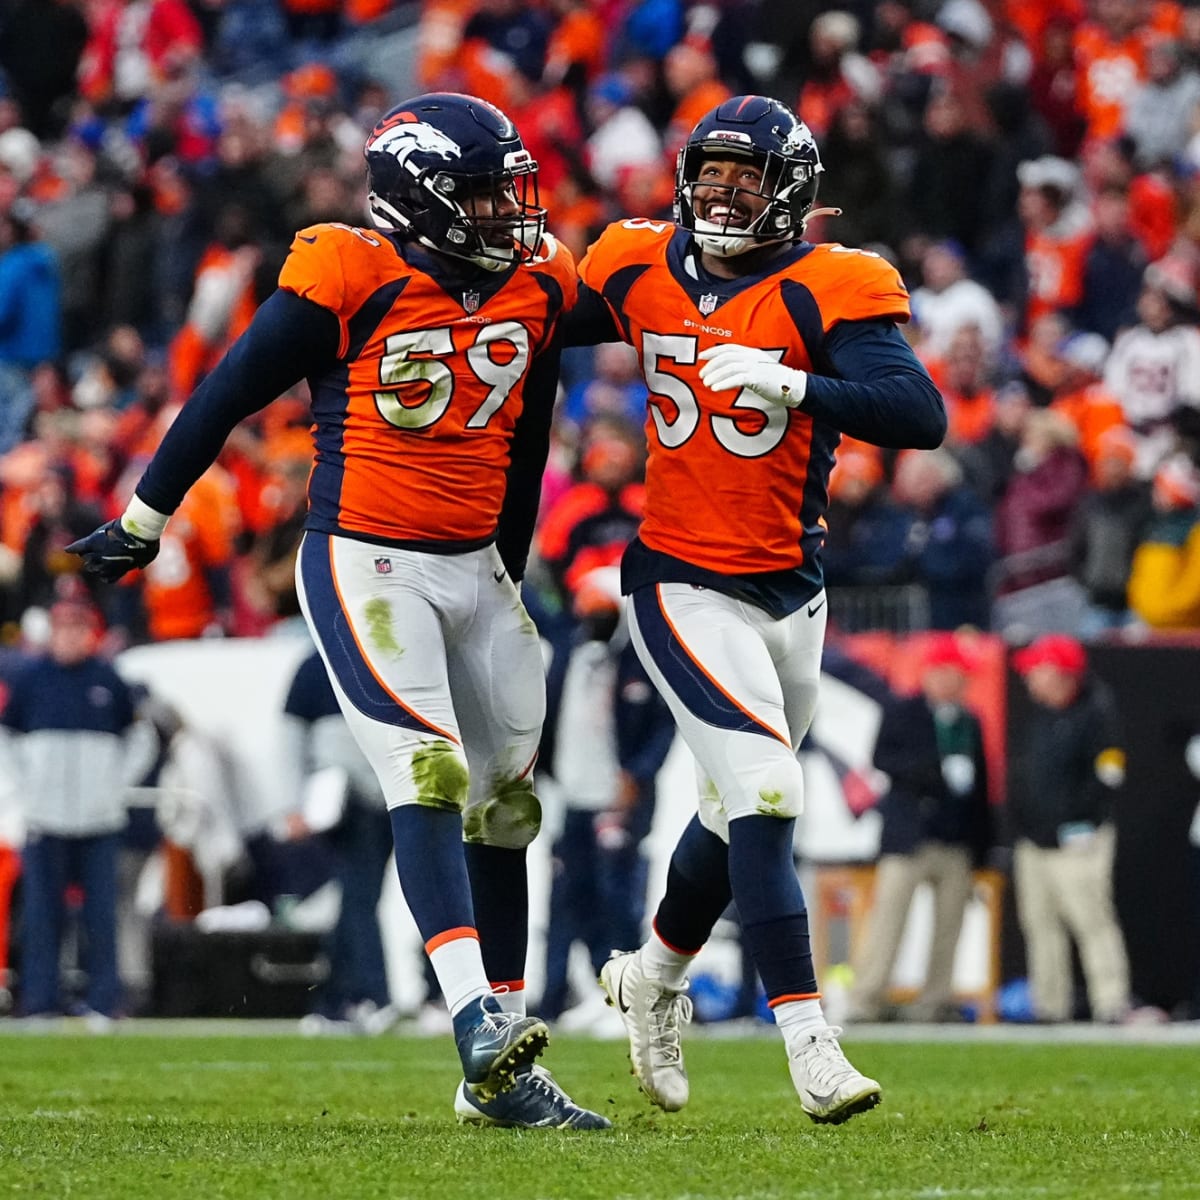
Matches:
[449,546,610,1129]
[296,533,547,1099]
[627,583,879,1122]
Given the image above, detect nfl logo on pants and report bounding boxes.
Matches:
[374,557,393,574]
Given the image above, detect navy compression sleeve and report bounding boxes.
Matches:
[801,320,947,450]
[136,288,340,515]
[560,281,622,346]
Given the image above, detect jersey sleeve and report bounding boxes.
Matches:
[807,245,912,331]
[579,219,671,299]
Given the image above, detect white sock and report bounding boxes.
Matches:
[639,926,695,990]
[427,930,490,1017]
[773,997,828,1055]
[490,982,526,1017]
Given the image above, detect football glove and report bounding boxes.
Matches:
[698,344,808,408]
[66,519,160,583]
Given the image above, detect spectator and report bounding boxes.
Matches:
[0,596,144,1023]
[903,90,994,258]
[585,74,662,194]
[1017,155,1093,330]
[0,204,61,456]
[796,11,881,141]
[823,444,911,592]
[892,448,993,631]
[1104,258,1200,478]
[818,100,897,251]
[0,0,90,140]
[560,342,649,433]
[993,408,1090,639]
[952,379,1030,504]
[1075,185,1148,342]
[540,568,674,1021]
[1048,331,1126,469]
[1127,452,1200,629]
[1125,36,1200,170]
[928,325,998,448]
[910,239,1005,363]
[848,632,992,1023]
[663,37,731,157]
[283,648,397,1034]
[1071,426,1153,638]
[1009,633,1131,1023]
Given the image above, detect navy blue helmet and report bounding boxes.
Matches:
[675,95,823,258]
[365,92,546,272]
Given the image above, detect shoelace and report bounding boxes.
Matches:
[648,990,693,1067]
[798,1026,857,1088]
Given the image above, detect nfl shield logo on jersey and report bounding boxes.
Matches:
[374,557,393,574]
[463,290,481,314]
[698,293,719,316]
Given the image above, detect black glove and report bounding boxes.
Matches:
[66,519,160,583]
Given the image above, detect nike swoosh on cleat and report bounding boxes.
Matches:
[805,1088,843,1108]
[807,598,826,617]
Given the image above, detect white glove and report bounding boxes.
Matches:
[698,344,808,408]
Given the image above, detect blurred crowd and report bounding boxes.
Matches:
[0,1,1194,650]
[1,0,1200,1024]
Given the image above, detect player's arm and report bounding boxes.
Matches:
[495,331,563,582]
[69,289,339,582]
[699,319,946,450]
[561,281,622,346]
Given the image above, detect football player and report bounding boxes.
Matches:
[565,95,947,1123]
[68,93,608,1130]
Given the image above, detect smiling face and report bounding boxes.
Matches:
[690,155,770,232]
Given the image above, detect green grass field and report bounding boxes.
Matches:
[1,1029,1198,1199]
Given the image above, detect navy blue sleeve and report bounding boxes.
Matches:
[561,281,622,346]
[798,319,947,450]
[136,288,341,515]
[496,333,561,582]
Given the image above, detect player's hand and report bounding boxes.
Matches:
[66,519,160,583]
[698,343,808,408]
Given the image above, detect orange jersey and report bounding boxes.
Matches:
[1025,222,1091,323]
[578,221,910,576]
[278,224,577,546]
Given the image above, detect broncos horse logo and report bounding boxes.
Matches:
[368,118,463,167]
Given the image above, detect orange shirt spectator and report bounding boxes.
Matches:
[1048,332,1126,469]
[1018,157,1093,326]
[140,466,240,641]
[1074,4,1180,141]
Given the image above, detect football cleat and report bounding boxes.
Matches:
[453,995,549,1101]
[788,1026,882,1125]
[454,1065,612,1129]
[599,950,692,1112]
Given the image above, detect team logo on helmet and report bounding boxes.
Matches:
[781,121,818,158]
[367,119,463,167]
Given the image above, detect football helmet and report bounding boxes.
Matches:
[365,92,546,273]
[675,95,823,258]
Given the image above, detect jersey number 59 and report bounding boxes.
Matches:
[375,321,531,431]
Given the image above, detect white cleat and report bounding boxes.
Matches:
[788,1026,882,1125]
[599,950,692,1112]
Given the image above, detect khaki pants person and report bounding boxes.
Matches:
[850,841,973,1019]
[1013,824,1130,1022]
